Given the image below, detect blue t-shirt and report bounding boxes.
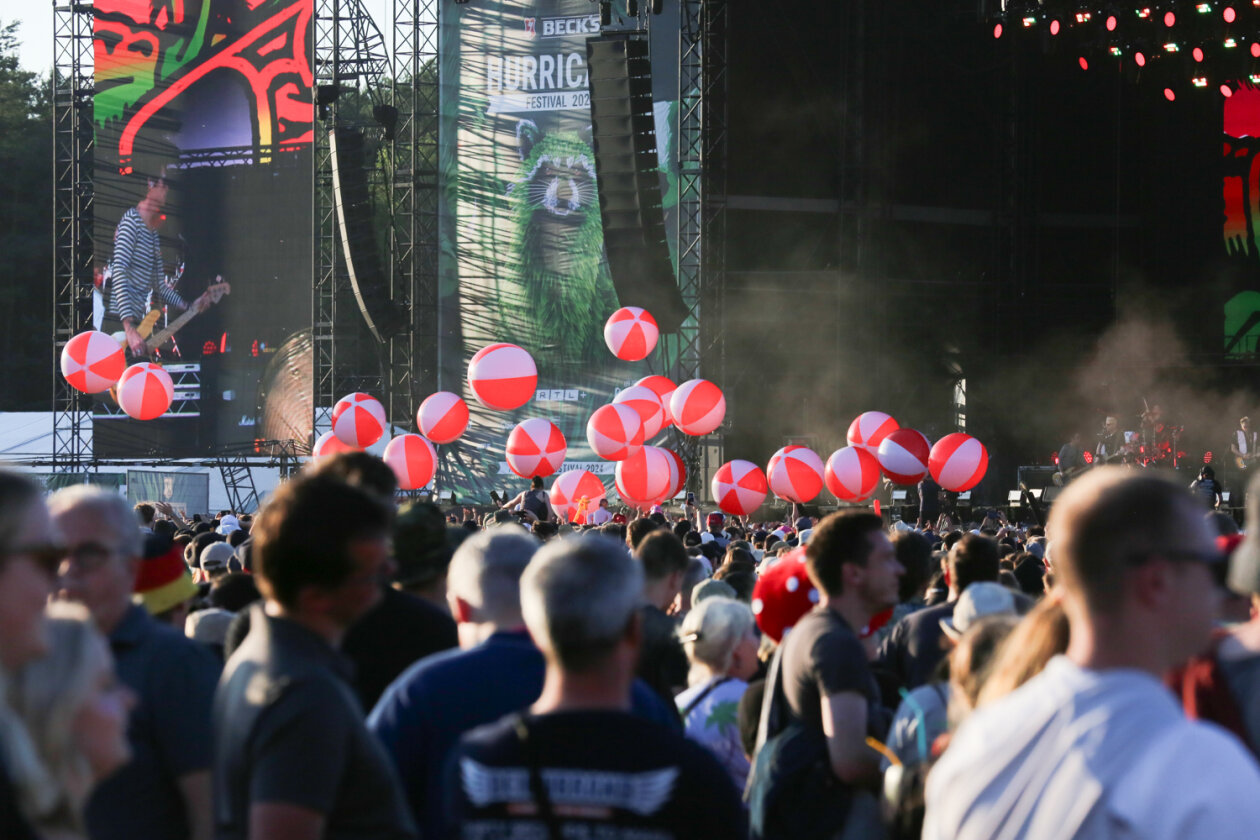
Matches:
[85,604,220,840]
[369,630,680,840]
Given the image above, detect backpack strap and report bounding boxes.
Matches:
[679,676,733,720]
[512,715,564,840]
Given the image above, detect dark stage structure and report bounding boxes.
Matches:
[50,0,1260,508]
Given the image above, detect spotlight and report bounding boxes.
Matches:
[1193,76,1209,86]
[1079,56,1090,69]
[1051,19,1061,34]
[1194,46,1205,61]
[1137,8,1152,18]
[1136,51,1147,66]
[1225,5,1237,21]
[1075,11,1091,23]
[1164,10,1176,25]
[1164,41,1180,51]
[1023,16,1037,27]
[1205,451,1216,463]
[1252,41,1260,56]
[994,22,1004,38]
[1110,46,1123,56]
[1226,37,1238,47]
[1196,3,1211,12]
[1165,87,1177,100]
[1106,14,1117,30]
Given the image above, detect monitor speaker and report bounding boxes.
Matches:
[329,127,407,343]
[586,33,688,334]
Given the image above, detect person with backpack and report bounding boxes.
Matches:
[747,510,903,840]
[500,477,556,524]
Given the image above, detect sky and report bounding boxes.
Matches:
[7,0,395,75]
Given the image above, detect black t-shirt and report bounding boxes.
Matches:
[446,709,747,839]
[342,587,458,710]
[781,607,882,733]
[637,605,689,707]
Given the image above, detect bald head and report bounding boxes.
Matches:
[1047,468,1212,614]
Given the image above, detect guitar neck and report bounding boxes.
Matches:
[145,306,200,351]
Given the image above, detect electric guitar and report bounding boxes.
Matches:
[1236,451,1259,471]
[111,282,231,356]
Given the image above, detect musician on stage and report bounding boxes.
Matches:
[1232,416,1259,472]
[103,155,215,359]
[1095,415,1126,465]
[1057,431,1089,484]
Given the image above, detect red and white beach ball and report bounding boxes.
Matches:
[847,411,900,453]
[663,448,687,499]
[61,330,126,394]
[467,343,537,411]
[767,445,825,504]
[550,469,607,523]
[613,385,668,440]
[877,428,932,485]
[116,363,174,421]
[825,446,882,502]
[416,392,469,445]
[615,445,673,505]
[929,433,989,493]
[506,418,567,478]
[384,433,438,490]
[635,375,677,426]
[312,431,358,458]
[332,392,388,448]
[586,403,644,461]
[669,379,726,437]
[604,307,659,362]
[711,460,768,516]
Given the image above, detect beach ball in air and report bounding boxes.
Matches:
[604,307,659,362]
[551,469,607,522]
[669,379,726,437]
[417,391,469,445]
[613,385,668,441]
[877,428,932,486]
[929,433,989,493]
[332,392,388,449]
[506,418,567,478]
[312,431,358,458]
[825,446,881,502]
[711,460,768,516]
[662,448,686,499]
[586,403,644,461]
[61,330,126,394]
[117,363,174,421]
[767,445,825,504]
[384,433,437,491]
[635,375,677,426]
[467,343,537,411]
[615,445,673,506]
[847,411,900,454]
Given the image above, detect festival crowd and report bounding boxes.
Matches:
[2,452,1260,839]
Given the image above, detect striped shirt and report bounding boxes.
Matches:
[108,207,187,322]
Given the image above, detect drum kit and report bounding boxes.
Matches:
[1120,425,1186,468]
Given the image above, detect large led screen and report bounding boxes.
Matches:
[92,0,314,457]
[438,0,680,501]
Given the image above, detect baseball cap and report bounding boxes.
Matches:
[707,512,724,526]
[216,514,241,535]
[940,582,1016,640]
[794,517,811,532]
[200,541,235,574]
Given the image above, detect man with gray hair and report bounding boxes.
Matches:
[49,485,219,840]
[369,525,541,840]
[445,534,746,837]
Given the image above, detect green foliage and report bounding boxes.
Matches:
[0,21,53,409]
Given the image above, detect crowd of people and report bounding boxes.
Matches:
[3,453,1260,838]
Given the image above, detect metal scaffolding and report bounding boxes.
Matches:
[390,0,441,428]
[675,0,727,492]
[51,0,95,472]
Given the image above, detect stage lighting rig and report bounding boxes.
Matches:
[990,1,1260,98]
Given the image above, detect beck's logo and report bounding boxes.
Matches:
[524,17,536,36]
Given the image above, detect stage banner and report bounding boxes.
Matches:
[92,0,315,457]
[439,0,680,502]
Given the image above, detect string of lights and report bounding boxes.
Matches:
[992,1,1260,99]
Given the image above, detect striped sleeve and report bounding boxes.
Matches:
[110,210,149,322]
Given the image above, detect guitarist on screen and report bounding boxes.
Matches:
[1232,415,1259,471]
[102,153,224,359]
[1095,415,1127,465]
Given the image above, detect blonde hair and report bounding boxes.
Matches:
[976,595,1070,708]
[7,602,116,834]
[678,597,754,685]
[946,614,1018,729]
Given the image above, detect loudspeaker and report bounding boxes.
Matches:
[586,33,688,334]
[329,128,407,343]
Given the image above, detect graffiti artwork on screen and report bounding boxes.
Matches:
[1223,82,1260,359]
[92,0,314,457]
[438,0,681,501]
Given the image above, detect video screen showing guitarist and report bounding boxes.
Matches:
[101,148,225,360]
[1095,415,1127,465]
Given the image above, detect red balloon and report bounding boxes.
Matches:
[929,433,989,492]
[384,434,437,490]
[551,469,607,523]
[467,343,537,411]
[877,428,932,485]
[711,460,768,516]
[416,392,469,444]
[506,418,567,478]
[332,393,387,448]
[767,445,825,504]
[116,363,174,421]
[615,445,672,505]
[313,431,358,458]
[752,547,818,642]
[847,411,899,453]
[61,330,126,394]
[604,307,659,361]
